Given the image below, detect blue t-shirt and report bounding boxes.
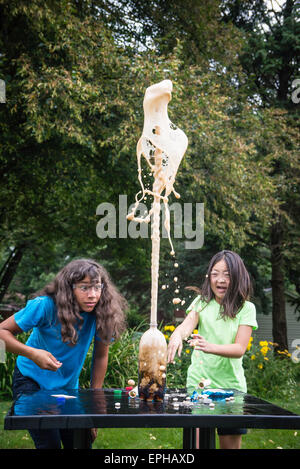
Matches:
[14,296,101,390]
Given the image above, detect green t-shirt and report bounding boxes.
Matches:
[186,296,258,393]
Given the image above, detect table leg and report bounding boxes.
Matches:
[198,428,215,449]
[73,428,92,449]
[183,427,197,449]
[183,428,216,449]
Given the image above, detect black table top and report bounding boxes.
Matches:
[5,388,300,431]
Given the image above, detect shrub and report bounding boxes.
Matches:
[244,338,299,400]
[2,326,298,401]
[80,323,191,389]
[163,324,195,388]
[80,325,145,389]
[0,332,30,399]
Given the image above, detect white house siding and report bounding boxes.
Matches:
[253,293,300,352]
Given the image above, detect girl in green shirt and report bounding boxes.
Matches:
[167,250,258,449]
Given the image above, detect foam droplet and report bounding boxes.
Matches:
[172,298,181,305]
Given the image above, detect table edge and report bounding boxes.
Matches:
[5,412,300,430]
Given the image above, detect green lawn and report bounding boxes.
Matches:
[1,389,300,449]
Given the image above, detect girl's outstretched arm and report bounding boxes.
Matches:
[188,325,253,358]
[167,309,199,363]
[0,315,62,371]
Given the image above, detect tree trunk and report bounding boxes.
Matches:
[270,220,288,351]
[0,245,26,303]
[269,0,293,353]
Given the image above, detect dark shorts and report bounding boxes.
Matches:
[217,427,247,436]
[12,365,40,400]
[12,365,79,449]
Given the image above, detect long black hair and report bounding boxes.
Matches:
[193,250,252,319]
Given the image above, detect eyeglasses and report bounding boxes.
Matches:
[73,283,103,293]
[210,271,230,281]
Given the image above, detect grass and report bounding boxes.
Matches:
[241,391,300,450]
[1,385,300,449]
[0,399,182,449]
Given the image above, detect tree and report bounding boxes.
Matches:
[1,0,297,337]
[221,0,300,350]
[106,0,300,342]
[0,0,143,300]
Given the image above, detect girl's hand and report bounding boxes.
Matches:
[30,349,62,371]
[167,331,183,363]
[188,334,214,354]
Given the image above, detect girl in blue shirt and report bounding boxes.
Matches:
[0,258,127,448]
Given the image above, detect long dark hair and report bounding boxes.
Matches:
[34,259,127,345]
[190,250,252,319]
